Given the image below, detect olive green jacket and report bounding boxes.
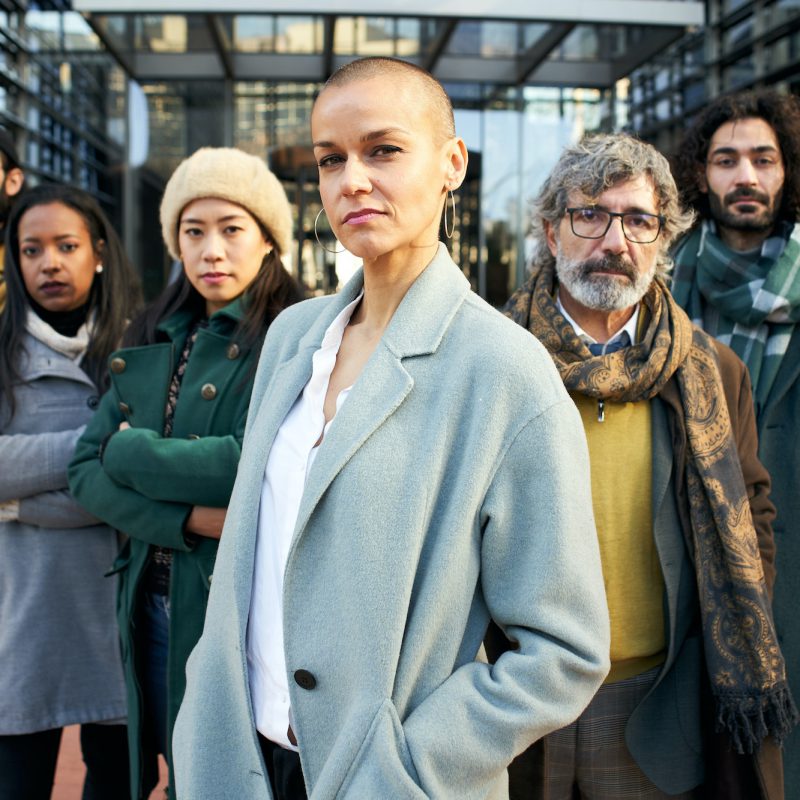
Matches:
[69,298,256,799]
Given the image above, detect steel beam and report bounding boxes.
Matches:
[75,1,705,27]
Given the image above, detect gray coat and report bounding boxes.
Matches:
[0,329,126,734]
[173,246,611,799]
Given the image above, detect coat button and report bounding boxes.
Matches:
[110,357,126,374]
[86,395,99,410]
[208,573,213,585]
[119,401,131,415]
[201,383,217,400]
[294,669,316,690]
[187,434,200,440]
[226,343,240,360]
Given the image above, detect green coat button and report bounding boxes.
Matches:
[226,343,240,360]
[110,357,126,374]
[201,383,217,400]
[119,401,131,414]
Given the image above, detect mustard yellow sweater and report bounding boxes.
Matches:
[572,392,666,683]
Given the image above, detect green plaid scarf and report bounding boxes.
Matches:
[505,259,798,754]
[671,220,800,413]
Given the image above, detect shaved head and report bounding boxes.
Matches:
[318,57,456,144]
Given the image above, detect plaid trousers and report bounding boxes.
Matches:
[510,667,698,800]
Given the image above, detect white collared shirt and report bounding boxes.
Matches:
[556,291,640,349]
[247,292,363,749]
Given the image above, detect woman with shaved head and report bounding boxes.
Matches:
[173,57,610,800]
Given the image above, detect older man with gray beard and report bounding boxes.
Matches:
[499,133,795,800]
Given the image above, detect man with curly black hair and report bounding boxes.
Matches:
[670,88,800,800]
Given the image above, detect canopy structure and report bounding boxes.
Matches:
[74,1,704,91]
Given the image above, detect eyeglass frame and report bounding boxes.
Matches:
[564,207,665,244]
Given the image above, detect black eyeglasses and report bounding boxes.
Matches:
[565,207,665,244]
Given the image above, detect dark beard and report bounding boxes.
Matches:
[708,187,780,233]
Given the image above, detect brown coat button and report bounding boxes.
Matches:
[110,357,126,374]
[118,401,131,415]
[294,669,316,690]
[201,383,217,400]
[226,343,240,360]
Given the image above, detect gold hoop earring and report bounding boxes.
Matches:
[443,189,456,239]
[314,208,345,254]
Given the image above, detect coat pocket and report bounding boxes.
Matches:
[336,698,427,799]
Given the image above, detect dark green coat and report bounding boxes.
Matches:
[68,299,257,799]
[755,326,800,800]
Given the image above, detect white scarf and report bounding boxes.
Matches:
[25,309,93,363]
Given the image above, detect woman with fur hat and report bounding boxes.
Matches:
[0,183,141,799]
[69,147,302,799]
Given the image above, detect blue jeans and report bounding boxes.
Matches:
[141,592,170,758]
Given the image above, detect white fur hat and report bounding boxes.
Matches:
[159,147,293,260]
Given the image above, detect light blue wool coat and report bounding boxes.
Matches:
[173,245,610,800]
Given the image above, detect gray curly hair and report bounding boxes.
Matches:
[531,133,695,277]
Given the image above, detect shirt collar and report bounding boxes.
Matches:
[555,291,640,347]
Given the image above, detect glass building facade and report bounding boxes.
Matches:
[12,2,795,306]
[629,0,800,154]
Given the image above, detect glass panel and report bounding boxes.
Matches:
[446,21,518,57]
[765,30,800,71]
[233,15,275,52]
[395,19,420,56]
[554,24,650,62]
[135,16,189,53]
[523,23,549,50]
[767,0,800,29]
[275,16,321,54]
[63,12,102,51]
[723,0,752,12]
[142,82,188,176]
[553,26,599,60]
[23,11,62,50]
[233,82,316,155]
[683,79,707,111]
[354,18,397,57]
[92,15,134,53]
[333,17,356,54]
[722,55,755,90]
[480,22,518,57]
[723,16,754,53]
[447,22,481,55]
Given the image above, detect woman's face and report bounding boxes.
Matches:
[311,74,467,268]
[18,202,100,313]
[178,197,272,315]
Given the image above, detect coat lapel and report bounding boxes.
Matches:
[291,243,470,554]
[229,279,365,610]
[651,398,684,661]
[761,324,800,421]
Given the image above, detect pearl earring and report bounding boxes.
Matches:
[95,264,104,274]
